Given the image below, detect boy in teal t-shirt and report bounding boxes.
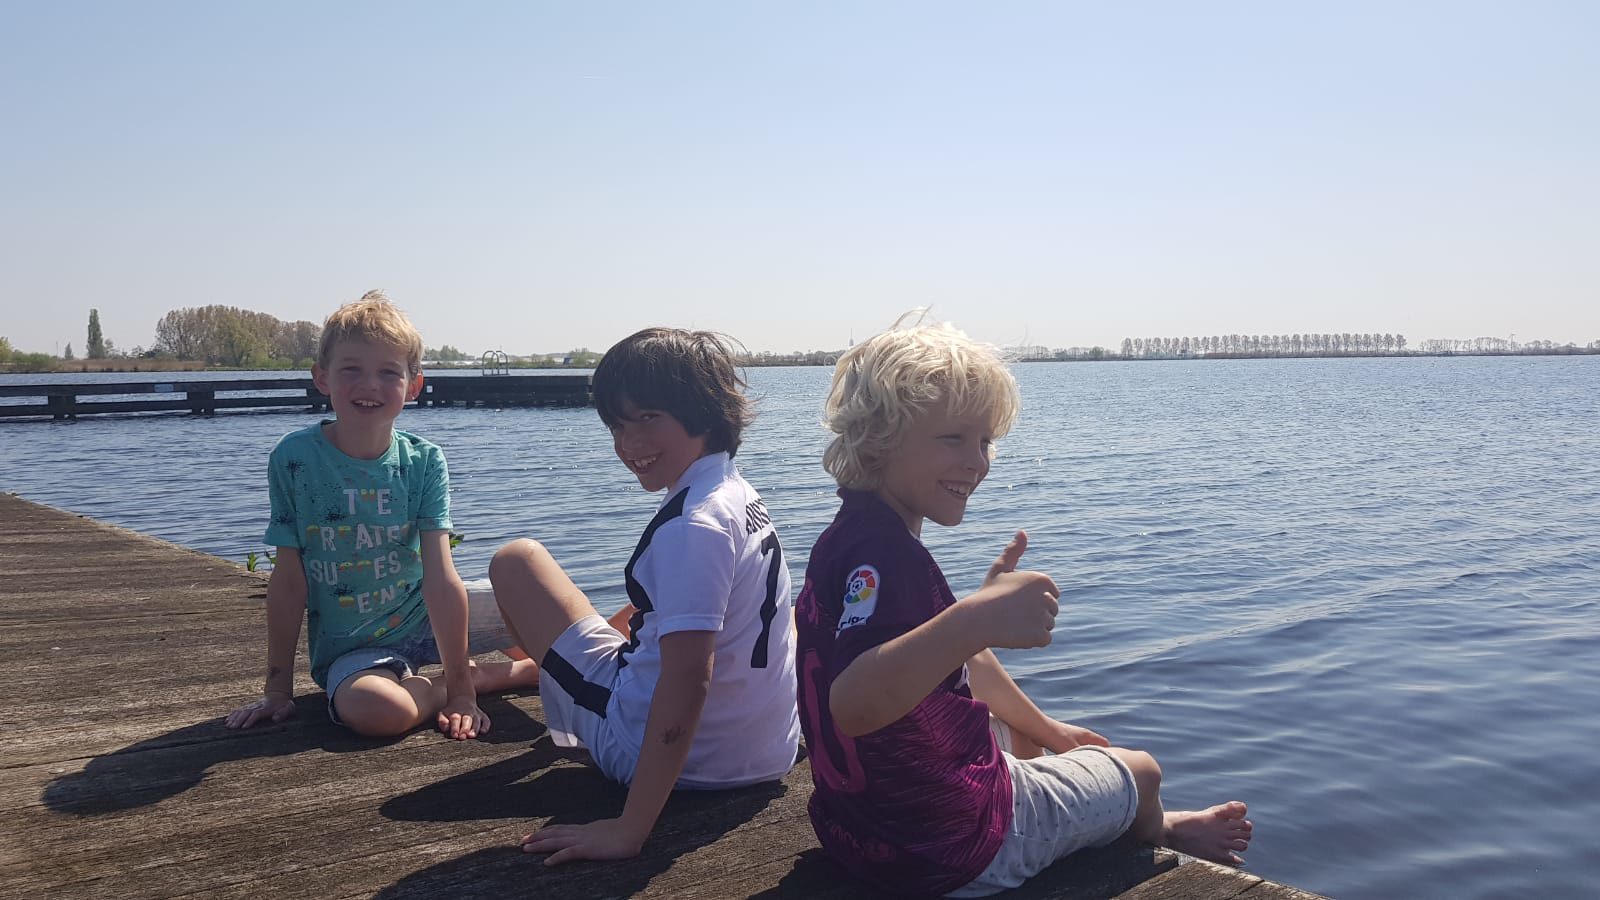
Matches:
[226,291,537,739]
[262,423,447,690]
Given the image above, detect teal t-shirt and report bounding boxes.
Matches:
[263,422,452,689]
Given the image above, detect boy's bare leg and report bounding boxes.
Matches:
[333,669,438,737]
[470,654,540,693]
[1107,747,1252,866]
[606,603,636,639]
[489,538,603,663]
[332,658,539,737]
[1162,802,1252,865]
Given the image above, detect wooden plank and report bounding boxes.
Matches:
[1116,861,1262,900]
[1113,858,1329,899]
[0,493,1320,899]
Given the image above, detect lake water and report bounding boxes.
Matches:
[3,357,1597,899]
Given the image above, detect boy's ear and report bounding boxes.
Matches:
[311,364,329,396]
[407,371,425,401]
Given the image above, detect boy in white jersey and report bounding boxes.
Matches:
[490,327,800,865]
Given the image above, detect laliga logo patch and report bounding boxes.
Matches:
[837,564,880,632]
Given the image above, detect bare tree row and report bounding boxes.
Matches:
[1119,333,1408,358]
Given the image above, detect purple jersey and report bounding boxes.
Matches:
[795,489,1012,896]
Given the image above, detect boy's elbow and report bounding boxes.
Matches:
[420,574,466,603]
[265,565,308,602]
[834,710,872,739]
[829,683,878,738]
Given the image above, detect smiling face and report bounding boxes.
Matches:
[312,338,422,433]
[609,401,711,492]
[875,399,995,536]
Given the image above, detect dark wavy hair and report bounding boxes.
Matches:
[592,327,754,457]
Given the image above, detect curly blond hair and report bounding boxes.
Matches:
[316,289,424,375]
[822,314,1020,490]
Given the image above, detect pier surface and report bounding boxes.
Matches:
[0,374,590,419]
[0,493,1324,898]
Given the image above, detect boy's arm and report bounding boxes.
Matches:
[521,629,716,864]
[225,548,306,729]
[964,530,1103,752]
[419,530,485,740]
[831,533,1060,738]
[966,649,1108,752]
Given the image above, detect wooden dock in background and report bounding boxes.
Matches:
[0,374,591,419]
[0,493,1326,899]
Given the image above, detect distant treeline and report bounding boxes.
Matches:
[1121,333,1408,358]
[1095,333,1600,361]
[149,306,320,368]
[0,305,587,373]
[6,313,1598,375]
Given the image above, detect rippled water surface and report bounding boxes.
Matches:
[4,357,1597,899]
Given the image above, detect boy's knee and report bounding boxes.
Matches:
[337,694,418,738]
[490,538,551,583]
[1112,747,1162,796]
[334,676,421,738]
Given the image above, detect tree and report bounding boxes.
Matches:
[273,319,319,364]
[155,304,295,365]
[0,336,10,362]
[87,309,107,358]
[64,342,75,360]
[154,308,206,359]
[426,344,471,362]
[215,316,268,367]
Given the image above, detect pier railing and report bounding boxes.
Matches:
[0,374,592,419]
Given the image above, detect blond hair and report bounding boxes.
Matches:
[316,289,424,375]
[823,314,1020,490]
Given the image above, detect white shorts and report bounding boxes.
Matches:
[537,614,639,784]
[947,745,1141,897]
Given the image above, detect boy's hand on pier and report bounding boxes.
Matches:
[437,696,490,741]
[520,817,646,865]
[973,530,1059,649]
[224,693,295,730]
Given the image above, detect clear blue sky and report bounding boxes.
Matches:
[2,2,1595,355]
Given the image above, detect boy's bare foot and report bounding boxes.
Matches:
[1163,801,1252,865]
[469,658,541,694]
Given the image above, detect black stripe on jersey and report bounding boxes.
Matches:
[617,487,689,670]
[750,531,781,669]
[541,647,612,718]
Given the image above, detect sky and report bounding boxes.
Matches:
[2,2,1595,356]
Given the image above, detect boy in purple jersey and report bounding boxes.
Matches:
[795,317,1252,896]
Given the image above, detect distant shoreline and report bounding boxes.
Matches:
[3,346,1597,376]
[1012,347,1600,363]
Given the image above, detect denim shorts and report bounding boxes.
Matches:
[324,627,443,725]
[323,577,511,726]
